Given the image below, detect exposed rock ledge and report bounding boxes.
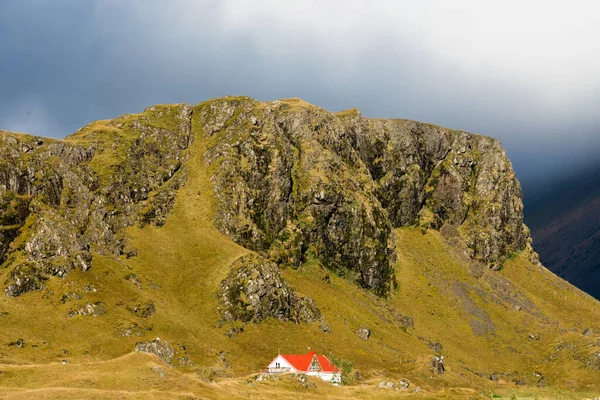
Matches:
[218,254,321,324]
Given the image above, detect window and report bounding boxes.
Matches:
[275,362,280,369]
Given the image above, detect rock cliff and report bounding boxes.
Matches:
[1,104,192,296]
[197,97,530,297]
[0,96,530,300]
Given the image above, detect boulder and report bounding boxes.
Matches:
[398,379,410,389]
[8,338,25,348]
[218,254,321,324]
[356,327,371,341]
[430,355,445,374]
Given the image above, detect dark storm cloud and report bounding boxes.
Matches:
[1,0,600,189]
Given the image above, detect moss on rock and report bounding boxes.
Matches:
[0,105,193,296]
[218,254,321,324]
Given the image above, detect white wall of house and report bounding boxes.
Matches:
[306,371,342,385]
[266,355,296,373]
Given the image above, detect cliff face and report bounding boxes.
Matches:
[0,104,192,296]
[200,98,396,296]
[198,97,530,296]
[0,96,530,299]
[342,113,529,270]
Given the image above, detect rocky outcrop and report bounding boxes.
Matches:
[339,114,527,270]
[8,338,25,348]
[126,300,156,318]
[134,338,175,364]
[134,338,192,367]
[0,191,30,264]
[356,327,371,341]
[430,355,445,374]
[1,96,529,299]
[199,97,528,297]
[201,98,396,296]
[114,322,152,338]
[4,262,47,297]
[377,381,396,389]
[0,104,192,296]
[398,379,410,389]
[218,254,321,324]
[66,301,105,318]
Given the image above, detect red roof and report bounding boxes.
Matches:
[279,351,340,373]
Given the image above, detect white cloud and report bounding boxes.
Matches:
[93,0,600,107]
[210,0,600,106]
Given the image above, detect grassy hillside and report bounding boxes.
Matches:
[1,100,600,398]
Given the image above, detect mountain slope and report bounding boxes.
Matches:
[1,96,600,398]
[526,167,600,299]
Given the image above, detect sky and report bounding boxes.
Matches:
[2,0,600,191]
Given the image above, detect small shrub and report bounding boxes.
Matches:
[327,352,354,385]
